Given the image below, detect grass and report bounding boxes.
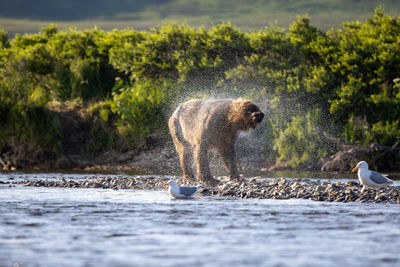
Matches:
[1,1,400,35]
[0,13,383,36]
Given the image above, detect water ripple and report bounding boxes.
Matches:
[0,186,399,266]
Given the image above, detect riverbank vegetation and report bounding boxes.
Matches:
[1,9,400,169]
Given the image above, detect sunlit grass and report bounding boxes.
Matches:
[0,18,160,35]
[0,10,394,35]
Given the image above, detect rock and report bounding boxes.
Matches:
[325,184,334,193]
[92,182,102,188]
[315,185,326,192]
[321,142,400,171]
[335,196,345,202]
[346,181,359,186]
[278,179,286,186]
[269,180,278,186]
[127,180,134,188]
[393,140,400,148]
[375,194,389,201]
[296,191,304,198]
[219,183,232,191]
[345,195,357,201]
[246,190,255,197]
[249,178,258,184]
[291,182,300,190]
[14,175,400,204]
[314,196,325,201]
[344,189,354,195]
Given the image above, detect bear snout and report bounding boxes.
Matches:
[252,112,264,123]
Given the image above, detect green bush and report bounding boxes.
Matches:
[346,116,400,146]
[1,9,400,167]
[111,79,172,148]
[86,101,119,153]
[88,121,117,153]
[273,111,330,167]
[0,103,62,150]
[70,58,102,101]
[0,29,9,48]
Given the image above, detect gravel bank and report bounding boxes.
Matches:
[4,175,399,204]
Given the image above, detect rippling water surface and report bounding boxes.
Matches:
[1,174,400,266]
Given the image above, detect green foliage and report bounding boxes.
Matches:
[70,58,102,101]
[0,29,9,48]
[111,79,172,148]
[0,103,62,150]
[346,116,400,146]
[273,111,331,167]
[84,101,119,153]
[328,9,400,124]
[88,121,117,153]
[1,9,400,167]
[368,121,400,146]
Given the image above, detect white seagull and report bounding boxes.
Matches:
[352,161,394,193]
[163,180,201,199]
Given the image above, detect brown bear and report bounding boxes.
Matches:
[169,98,264,186]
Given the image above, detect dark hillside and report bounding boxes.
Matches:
[0,0,166,20]
[0,0,399,21]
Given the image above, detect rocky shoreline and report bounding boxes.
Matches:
[3,175,399,204]
[2,130,400,173]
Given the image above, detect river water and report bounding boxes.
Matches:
[1,173,400,267]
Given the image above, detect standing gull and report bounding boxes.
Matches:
[164,180,201,199]
[352,161,394,193]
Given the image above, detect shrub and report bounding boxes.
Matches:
[0,103,62,151]
[1,10,400,167]
[273,111,330,167]
[111,79,172,148]
[346,116,400,146]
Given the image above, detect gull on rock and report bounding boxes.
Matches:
[164,180,201,199]
[352,161,394,193]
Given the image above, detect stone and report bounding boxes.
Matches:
[375,194,389,201]
[344,189,354,195]
[321,143,400,171]
[315,185,326,192]
[11,175,400,204]
[335,197,345,202]
[278,179,286,186]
